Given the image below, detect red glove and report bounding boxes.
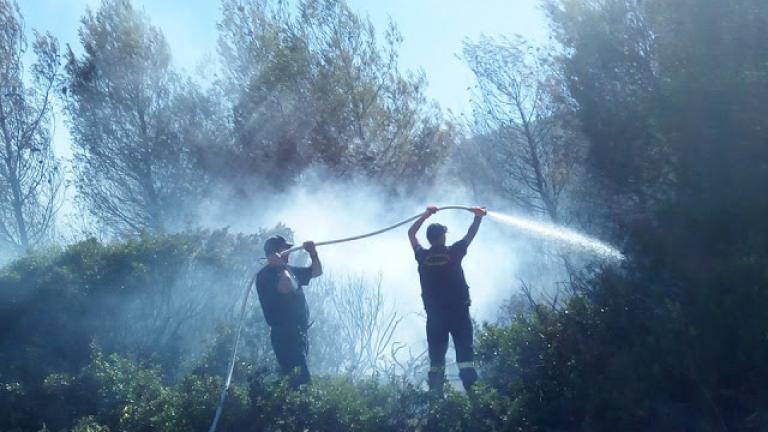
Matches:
[426,205,438,215]
[473,206,487,217]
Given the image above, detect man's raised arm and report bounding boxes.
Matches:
[408,205,438,251]
[462,207,487,246]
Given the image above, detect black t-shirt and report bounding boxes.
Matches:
[256,265,313,328]
[414,239,470,310]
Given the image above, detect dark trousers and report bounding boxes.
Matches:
[426,305,477,392]
[270,325,310,388]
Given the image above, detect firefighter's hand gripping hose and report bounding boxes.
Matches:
[207,205,477,432]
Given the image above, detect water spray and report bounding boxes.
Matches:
[485,211,625,261]
[208,205,623,432]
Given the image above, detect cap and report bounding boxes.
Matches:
[426,223,448,242]
[263,235,294,256]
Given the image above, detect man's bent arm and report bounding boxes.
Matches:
[408,206,437,250]
[309,252,322,278]
[304,241,322,278]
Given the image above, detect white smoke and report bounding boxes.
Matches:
[195,175,574,370]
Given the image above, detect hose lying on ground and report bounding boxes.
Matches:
[208,205,475,432]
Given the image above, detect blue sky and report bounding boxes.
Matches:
[19,0,550,114]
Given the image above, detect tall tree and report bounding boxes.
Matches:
[64,0,204,236]
[463,36,584,223]
[544,0,666,228]
[0,0,62,255]
[217,0,452,191]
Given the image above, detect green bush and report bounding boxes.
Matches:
[0,229,276,431]
[4,228,768,432]
[70,416,111,432]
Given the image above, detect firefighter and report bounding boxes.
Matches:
[256,235,322,388]
[408,205,486,394]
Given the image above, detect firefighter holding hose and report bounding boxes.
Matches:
[408,205,486,395]
[256,235,322,388]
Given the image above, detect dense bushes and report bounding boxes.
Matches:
[0,230,269,431]
[3,346,534,432]
[0,231,512,431]
[476,263,768,431]
[3,229,768,431]
[0,231,527,431]
[0,229,273,379]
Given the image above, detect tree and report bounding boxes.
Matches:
[217,0,452,192]
[294,0,451,185]
[463,36,584,223]
[544,0,667,228]
[0,0,62,256]
[64,0,207,236]
[536,0,768,427]
[461,37,588,297]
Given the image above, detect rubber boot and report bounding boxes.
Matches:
[459,367,478,394]
[290,365,311,390]
[428,371,445,397]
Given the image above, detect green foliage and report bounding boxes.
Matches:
[0,229,274,431]
[477,262,768,430]
[70,416,111,432]
[243,372,522,432]
[73,349,250,432]
[533,0,768,429]
[2,338,525,432]
[0,229,268,382]
[83,349,167,430]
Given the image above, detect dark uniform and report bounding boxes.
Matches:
[414,238,478,392]
[256,264,313,387]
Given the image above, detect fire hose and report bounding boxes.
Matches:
[208,205,477,432]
